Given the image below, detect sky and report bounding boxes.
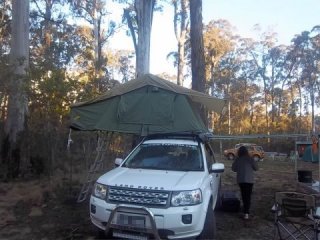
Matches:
[109,0,320,77]
[148,0,320,76]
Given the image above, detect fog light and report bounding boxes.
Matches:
[182,214,192,224]
[91,204,96,214]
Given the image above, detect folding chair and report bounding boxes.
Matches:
[273,191,320,240]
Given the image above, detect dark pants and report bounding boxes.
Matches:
[239,183,253,214]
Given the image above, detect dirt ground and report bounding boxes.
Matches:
[0,156,318,240]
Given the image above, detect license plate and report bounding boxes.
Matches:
[117,214,146,228]
[113,230,148,240]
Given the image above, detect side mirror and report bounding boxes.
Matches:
[211,163,224,173]
[115,158,123,167]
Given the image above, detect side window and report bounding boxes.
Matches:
[204,143,215,170]
[247,146,254,152]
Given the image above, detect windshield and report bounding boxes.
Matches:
[122,143,204,171]
[255,146,264,151]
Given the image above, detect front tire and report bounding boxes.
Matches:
[215,180,222,210]
[93,226,113,239]
[198,201,216,240]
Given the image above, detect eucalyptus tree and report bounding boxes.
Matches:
[245,28,279,131]
[3,0,29,178]
[291,29,320,133]
[203,20,235,96]
[274,45,297,118]
[265,45,291,124]
[105,49,135,83]
[27,0,85,176]
[134,0,155,77]
[203,20,246,133]
[29,0,82,119]
[189,0,206,124]
[288,71,306,132]
[220,41,262,134]
[228,37,266,133]
[122,0,156,77]
[0,0,11,122]
[213,51,238,134]
[171,0,188,86]
[70,0,118,93]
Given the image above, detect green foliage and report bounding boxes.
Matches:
[200,20,320,135]
[0,0,320,179]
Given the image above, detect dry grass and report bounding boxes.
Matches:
[0,156,318,239]
[216,156,318,240]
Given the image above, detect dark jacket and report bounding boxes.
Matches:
[232,156,258,183]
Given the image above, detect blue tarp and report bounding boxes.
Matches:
[302,145,319,163]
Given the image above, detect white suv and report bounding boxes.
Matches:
[90,133,224,239]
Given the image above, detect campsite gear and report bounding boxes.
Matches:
[221,190,241,212]
[297,170,313,183]
[272,191,320,240]
[69,74,226,136]
[302,145,319,163]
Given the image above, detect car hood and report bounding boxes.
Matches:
[97,167,205,191]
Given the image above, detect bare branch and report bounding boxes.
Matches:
[123,8,137,53]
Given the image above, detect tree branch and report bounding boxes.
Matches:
[123,8,137,53]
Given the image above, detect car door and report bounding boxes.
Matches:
[205,143,220,200]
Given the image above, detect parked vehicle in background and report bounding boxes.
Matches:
[223,143,265,161]
[90,133,224,239]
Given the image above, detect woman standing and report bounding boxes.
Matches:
[232,146,258,220]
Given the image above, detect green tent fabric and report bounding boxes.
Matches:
[70,74,227,136]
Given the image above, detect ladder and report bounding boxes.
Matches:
[77,133,110,203]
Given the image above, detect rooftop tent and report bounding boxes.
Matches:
[70,74,227,136]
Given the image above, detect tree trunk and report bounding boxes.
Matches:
[298,85,302,133]
[135,0,155,78]
[173,0,188,86]
[225,83,231,134]
[310,87,315,133]
[189,0,207,125]
[3,0,29,178]
[262,77,269,132]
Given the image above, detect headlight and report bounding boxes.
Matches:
[171,189,202,206]
[92,182,108,199]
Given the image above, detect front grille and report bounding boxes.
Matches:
[107,186,170,208]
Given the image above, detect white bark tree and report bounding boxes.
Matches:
[134,0,155,77]
[123,0,155,78]
[172,0,188,86]
[3,0,29,178]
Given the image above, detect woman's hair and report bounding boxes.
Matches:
[238,146,249,158]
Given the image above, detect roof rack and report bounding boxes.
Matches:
[144,131,212,143]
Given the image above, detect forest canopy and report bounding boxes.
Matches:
[0,0,319,178]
